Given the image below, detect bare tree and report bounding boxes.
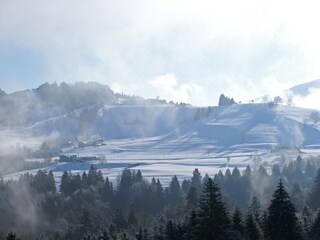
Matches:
[310,111,320,125]
[274,96,283,105]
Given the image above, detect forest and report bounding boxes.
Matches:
[1,155,320,239]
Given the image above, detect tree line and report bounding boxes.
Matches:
[1,156,320,239]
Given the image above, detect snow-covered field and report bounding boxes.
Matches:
[3,103,320,187]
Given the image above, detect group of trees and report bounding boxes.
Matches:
[35,82,116,111]
[218,94,236,106]
[194,107,213,120]
[0,144,48,177]
[0,82,118,127]
[1,157,320,239]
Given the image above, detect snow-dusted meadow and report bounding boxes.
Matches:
[3,102,320,187]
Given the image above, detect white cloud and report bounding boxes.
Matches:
[111,73,206,105]
[149,73,205,105]
[110,82,144,96]
[294,88,320,110]
[1,0,320,107]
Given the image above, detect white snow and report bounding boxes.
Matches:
[3,103,320,187]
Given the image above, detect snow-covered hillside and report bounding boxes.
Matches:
[4,102,320,186]
[28,104,196,139]
[20,102,320,145]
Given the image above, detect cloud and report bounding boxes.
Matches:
[150,73,205,105]
[293,88,320,110]
[111,73,207,105]
[1,0,320,106]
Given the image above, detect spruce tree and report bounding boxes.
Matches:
[245,212,262,240]
[311,210,320,240]
[300,206,312,239]
[134,170,143,183]
[248,196,262,224]
[113,208,127,230]
[88,164,104,186]
[136,227,143,240]
[186,186,198,209]
[196,177,230,240]
[71,173,82,192]
[181,179,191,193]
[102,177,113,202]
[291,182,304,212]
[241,166,252,206]
[231,207,245,240]
[6,232,17,240]
[184,210,198,239]
[142,228,151,240]
[82,171,89,188]
[229,167,246,207]
[150,179,165,214]
[48,170,56,192]
[168,176,181,206]
[166,220,176,240]
[264,179,302,240]
[191,168,202,195]
[309,168,320,211]
[98,230,109,240]
[80,208,95,236]
[127,205,138,228]
[117,169,133,207]
[60,170,71,196]
[201,174,210,197]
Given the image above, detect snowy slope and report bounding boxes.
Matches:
[23,103,320,145]
[23,104,196,139]
[4,102,320,186]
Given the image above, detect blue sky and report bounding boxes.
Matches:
[1,0,320,106]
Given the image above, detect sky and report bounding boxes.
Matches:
[1,0,320,106]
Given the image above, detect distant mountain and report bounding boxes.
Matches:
[286,79,320,97]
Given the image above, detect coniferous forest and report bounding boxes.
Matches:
[1,156,320,239]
